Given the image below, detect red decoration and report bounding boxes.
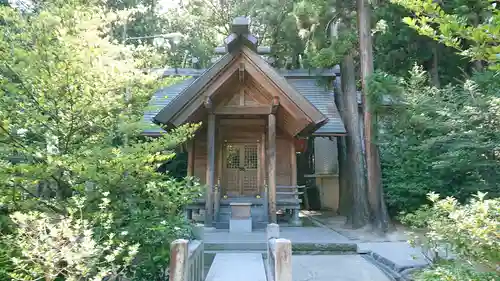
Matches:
[294,138,308,153]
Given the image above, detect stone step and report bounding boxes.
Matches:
[205,242,267,251]
[214,221,268,229]
[205,250,266,255]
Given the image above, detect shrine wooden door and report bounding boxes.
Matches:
[223,142,260,197]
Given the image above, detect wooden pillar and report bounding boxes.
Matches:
[290,139,297,186]
[260,133,267,194]
[206,113,215,225]
[268,113,277,223]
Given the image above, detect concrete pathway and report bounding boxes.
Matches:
[301,211,431,277]
[203,216,431,281]
[292,255,391,281]
[205,253,266,281]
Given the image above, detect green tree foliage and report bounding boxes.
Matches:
[375,66,500,215]
[373,3,469,84]
[0,2,200,280]
[401,192,499,280]
[391,0,500,69]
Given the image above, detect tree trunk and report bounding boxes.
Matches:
[333,76,352,217]
[341,53,370,228]
[357,0,390,233]
[430,42,440,88]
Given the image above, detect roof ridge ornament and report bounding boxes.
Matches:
[214,17,271,54]
[231,16,250,35]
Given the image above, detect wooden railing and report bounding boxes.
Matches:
[168,226,204,281]
[266,223,292,281]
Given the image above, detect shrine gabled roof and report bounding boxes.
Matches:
[142,72,346,136]
[143,16,345,137]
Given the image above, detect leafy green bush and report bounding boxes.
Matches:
[401,192,499,280]
[377,66,500,215]
[5,196,139,281]
[413,261,498,281]
[0,3,200,280]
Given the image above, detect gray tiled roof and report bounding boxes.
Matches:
[142,78,196,135]
[142,77,346,136]
[286,79,346,135]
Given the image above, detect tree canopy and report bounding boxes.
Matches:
[0,0,499,280]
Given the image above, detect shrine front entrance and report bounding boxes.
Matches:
[222,142,261,197]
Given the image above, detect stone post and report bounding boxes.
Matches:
[192,223,205,240]
[169,239,188,281]
[267,223,279,279]
[267,223,280,240]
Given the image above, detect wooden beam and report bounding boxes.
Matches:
[268,113,277,223]
[205,113,216,225]
[214,106,272,115]
[219,118,266,126]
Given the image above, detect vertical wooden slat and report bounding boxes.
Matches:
[268,113,277,223]
[290,138,297,187]
[187,140,195,177]
[206,113,215,226]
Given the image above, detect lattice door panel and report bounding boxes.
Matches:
[223,144,241,196]
[223,143,260,196]
[241,144,258,195]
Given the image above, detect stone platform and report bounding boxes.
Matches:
[203,226,357,253]
[204,226,350,244]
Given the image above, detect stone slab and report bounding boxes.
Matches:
[205,253,266,281]
[357,242,429,271]
[229,218,252,233]
[292,255,392,281]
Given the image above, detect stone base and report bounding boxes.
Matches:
[230,218,252,233]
